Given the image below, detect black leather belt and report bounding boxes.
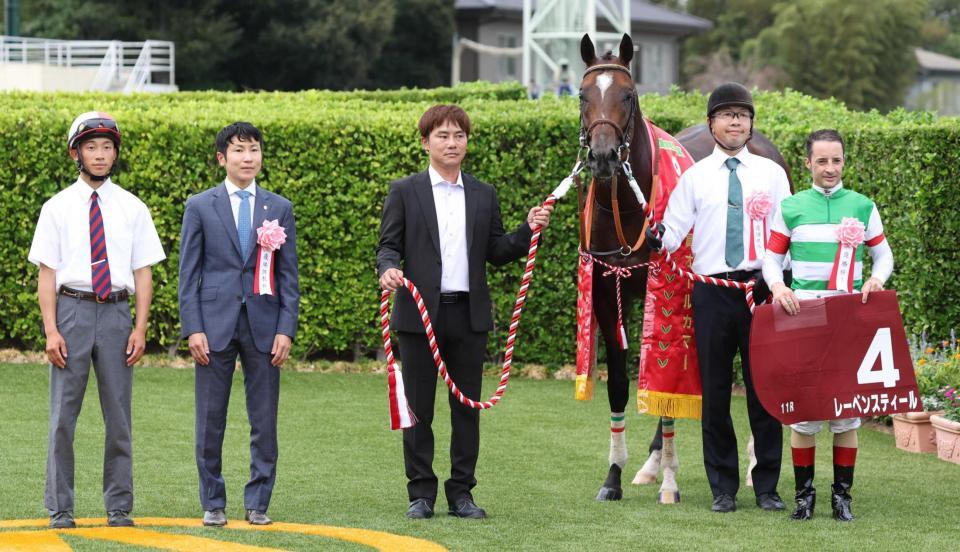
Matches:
[439,291,469,304]
[59,286,129,304]
[707,270,760,282]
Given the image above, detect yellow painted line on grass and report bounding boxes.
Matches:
[0,530,71,551]
[70,526,284,551]
[0,517,447,552]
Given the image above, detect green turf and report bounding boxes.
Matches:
[0,363,957,551]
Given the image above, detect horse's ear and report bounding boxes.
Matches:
[580,34,596,65]
[618,33,634,65]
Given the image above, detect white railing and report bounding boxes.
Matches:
[0,36,176,93]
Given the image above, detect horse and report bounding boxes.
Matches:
[577,33,680,503]
[578,34,795,503]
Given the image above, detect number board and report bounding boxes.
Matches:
[749,290,921,425]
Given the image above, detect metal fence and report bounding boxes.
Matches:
[0,35,176,92]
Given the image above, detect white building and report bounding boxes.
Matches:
[454,0,711,94]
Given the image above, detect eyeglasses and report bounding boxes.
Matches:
[713,110,753,122]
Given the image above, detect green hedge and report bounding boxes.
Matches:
[1,89,956,365]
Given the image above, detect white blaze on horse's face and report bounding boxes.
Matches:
[596,73,613,100]
[596,73,613,117]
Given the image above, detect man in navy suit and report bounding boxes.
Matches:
[377,105,552,519]
[178,122,299,527]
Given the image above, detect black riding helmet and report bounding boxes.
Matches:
[707,82,755,118]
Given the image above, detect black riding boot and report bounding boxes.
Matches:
[790,464,816,521]
[831,464,855,522]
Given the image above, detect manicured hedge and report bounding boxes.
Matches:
[2,88,955,366]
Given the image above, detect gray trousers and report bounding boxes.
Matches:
[45,296,133,514]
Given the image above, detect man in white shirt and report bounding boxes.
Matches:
[648,83,790,513]
[377,105,552,520]
[28,112,166,529]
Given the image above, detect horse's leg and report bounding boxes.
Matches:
[594,275,629,501]
[633,418,663,485]
[657,416,681,504]
[745,434,757,487]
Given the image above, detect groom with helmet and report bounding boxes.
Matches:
[648,83,791,513]
[28,112,166,528]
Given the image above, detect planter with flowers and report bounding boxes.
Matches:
[930,387,960,464]
[893,336,958,453]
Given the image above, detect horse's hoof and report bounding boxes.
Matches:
[596,486,623,501]
[632,470,658,485]
[657,490,680,504]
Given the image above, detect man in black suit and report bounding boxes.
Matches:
[377,105,553,520]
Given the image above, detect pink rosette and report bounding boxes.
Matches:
[256,219,287,252]
[836,217,865,247]
[745,190,772,221]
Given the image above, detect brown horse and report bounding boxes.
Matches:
[577,33,668,502]
[579,34,794,502]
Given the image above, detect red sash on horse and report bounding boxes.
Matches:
[576,122,702,419]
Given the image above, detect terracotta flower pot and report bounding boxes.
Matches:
[892,411,941,453]
[930,414,960,465]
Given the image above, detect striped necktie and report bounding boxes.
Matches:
[724,157,744,269]
[237,190,252,259]
[89,191,112,300]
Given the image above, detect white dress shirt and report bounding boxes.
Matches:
[224,178,257,229]
[661,146,792,275]
[428,165,470,293]
[28,177,166,293]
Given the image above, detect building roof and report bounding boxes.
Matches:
[455,0,712,33]
[915,48,960,73]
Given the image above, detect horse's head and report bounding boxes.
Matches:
[579,33,637,179]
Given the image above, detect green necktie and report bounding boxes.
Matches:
[724,157,743,269]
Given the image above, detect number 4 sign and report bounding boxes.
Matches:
[857,327,900,388]
[749,290,921,425]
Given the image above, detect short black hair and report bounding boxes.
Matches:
[216,122,263,155]
[805,129,844,158]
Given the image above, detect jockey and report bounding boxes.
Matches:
[762,129,894,521]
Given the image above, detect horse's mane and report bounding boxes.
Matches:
[599,51,618,61]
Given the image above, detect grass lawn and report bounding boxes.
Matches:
[0,362,957,551]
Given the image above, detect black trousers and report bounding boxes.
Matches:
[195,306,281,512]
[397,299,487,507]
[693,281,782,497]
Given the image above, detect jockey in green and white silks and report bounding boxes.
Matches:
[763,183,893,296]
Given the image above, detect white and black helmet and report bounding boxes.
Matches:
[67,111,122,180]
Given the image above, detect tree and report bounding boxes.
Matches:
[219,0,395,90]
[20,0,242,89]
[368,0,454,89]
[921,0,960,58]
[752,0,925,111]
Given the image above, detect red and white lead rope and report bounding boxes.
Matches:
[652,230,758,312]
[380,171,579,430]
[583,251,655,349]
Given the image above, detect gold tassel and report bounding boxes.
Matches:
[575,374,594,401]
[637,391,702,420]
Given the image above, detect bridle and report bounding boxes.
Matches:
[578,63,638,162]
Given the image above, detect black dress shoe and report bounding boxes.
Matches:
[49,511,76,529]
[107,510,135,527]
[449,497,487,519]
[406,498,434,519]
[756,492,786,511]
[711,494,736,513]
